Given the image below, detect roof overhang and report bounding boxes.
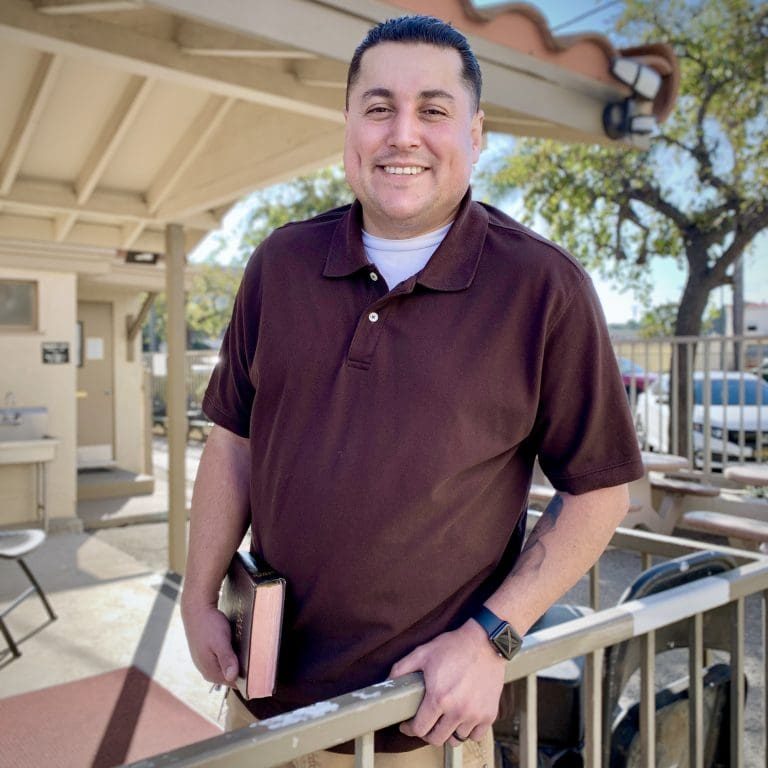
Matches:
[0,0,679,271]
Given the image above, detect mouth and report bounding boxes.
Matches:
[381,165,427,176]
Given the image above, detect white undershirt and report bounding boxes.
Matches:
[362,223,452,290]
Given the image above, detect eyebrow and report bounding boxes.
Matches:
[360,87,455,102]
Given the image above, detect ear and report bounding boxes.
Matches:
[471,109,484,162]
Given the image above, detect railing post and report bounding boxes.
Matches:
[584,648,604,768]
[640,631,656,768]
[730,598,745,768]
[516,675,537,768]
[354,731,374,768]
[443,743,462,768]
[688,612,704,768]
[764,589,767,768]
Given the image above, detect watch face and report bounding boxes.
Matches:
[491,624,521,660]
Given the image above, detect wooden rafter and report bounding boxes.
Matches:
[2,178,218,231]
[76,75,154,205]
[125,290,157,361]
[35,0,143,13]
[146,94,234,214]
[182,48,318,60]
[121,220,146,249]
[54,212,77,242]
[0,0,345,124]
[0,52,61,195]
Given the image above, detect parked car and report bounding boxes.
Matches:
[635,371,768,466]
[618,357,656,395]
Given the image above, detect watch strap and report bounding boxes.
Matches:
[473,605,506,636]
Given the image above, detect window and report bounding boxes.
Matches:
[0,280,38,330]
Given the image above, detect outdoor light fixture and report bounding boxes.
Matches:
[610,57,662,101]
[603,56,661,142]
[124,250,160,265]
[603,98,656,140]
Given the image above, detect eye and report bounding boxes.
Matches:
[365,105,392,116]
[422,107,448,118]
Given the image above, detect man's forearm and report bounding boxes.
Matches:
[182,424,252,611]
[484,484,629,635]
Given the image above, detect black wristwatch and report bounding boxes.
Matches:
[472,606,522,660]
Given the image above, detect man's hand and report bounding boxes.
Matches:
[390,619,506,747]
[182,601,239,687]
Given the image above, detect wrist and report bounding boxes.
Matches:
[459,618,506,663]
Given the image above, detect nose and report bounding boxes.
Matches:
[388,111,421,150]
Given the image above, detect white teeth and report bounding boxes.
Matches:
[383,166,425,175]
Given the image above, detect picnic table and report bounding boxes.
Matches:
[724,463,768,487]
[623,451,720,535]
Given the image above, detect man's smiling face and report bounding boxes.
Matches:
[344,43,484,239]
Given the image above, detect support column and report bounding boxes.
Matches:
[165,223,188,574]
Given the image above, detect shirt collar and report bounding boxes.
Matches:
[323,189,488,292]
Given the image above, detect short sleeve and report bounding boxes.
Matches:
[202,251,263,438]
[533,277,644,494]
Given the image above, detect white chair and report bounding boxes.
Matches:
[0,529,57,657]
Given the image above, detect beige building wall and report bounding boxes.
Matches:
[0,267,77,527]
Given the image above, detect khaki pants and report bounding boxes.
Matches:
[226,692,495,768]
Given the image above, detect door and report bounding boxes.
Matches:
[77,301,115,467]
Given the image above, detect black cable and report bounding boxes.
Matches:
[550,0,623,32]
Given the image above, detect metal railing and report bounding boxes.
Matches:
[126,523,768,768]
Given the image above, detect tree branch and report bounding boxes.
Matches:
[629,183,690,230]
[709,200,768,283]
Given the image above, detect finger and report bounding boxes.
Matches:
[399,696,442,741]
[217,649,239,683]
[421,714,462,747]
[389,647,425,679]
[467,722,490,743]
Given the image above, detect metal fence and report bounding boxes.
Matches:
[127,522,768,768]
[614,335,767,476]
[145,336,768,472]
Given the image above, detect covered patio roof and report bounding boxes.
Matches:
[0,0,679,268]
[0,0,679,572]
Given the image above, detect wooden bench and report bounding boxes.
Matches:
[680,510,768,553]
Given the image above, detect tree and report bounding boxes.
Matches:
[227,164,354,263]
[637,302,721,339]
[142,264,243,351]
[487,0,767,454]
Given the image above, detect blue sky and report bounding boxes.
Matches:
[191,0,768,324]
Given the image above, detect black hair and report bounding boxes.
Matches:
[346,15,482,111]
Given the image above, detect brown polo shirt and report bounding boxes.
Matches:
[203,190,643,750]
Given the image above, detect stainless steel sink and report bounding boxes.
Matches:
[0,406,49,441]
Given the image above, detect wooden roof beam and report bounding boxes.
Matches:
[2,178,218,230]
[121,220,146,249]
[146,94,234,214]
[0,0,345,125]
[54,212,77,242]
[76,75,154,205]
[35,0,144,13]
[0,52,61,195]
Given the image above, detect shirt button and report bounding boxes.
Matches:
[368,312,379,323]
[369,271,379,281]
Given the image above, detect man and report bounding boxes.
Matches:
[182,14,643,767]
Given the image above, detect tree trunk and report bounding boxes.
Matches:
[671,272,711,459]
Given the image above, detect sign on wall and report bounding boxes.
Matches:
[42,341,69,364]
